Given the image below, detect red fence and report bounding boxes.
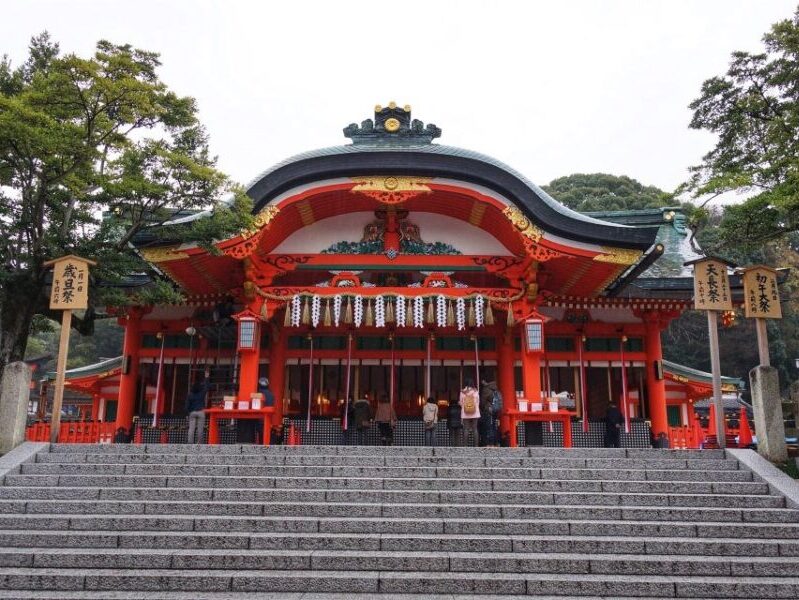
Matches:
[26,421,116,444]
[668,423,744,449]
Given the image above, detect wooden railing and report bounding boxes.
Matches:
[26,421,117,444]
[668,423,744,449]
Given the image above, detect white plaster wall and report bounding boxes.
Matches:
[272,211,513,255]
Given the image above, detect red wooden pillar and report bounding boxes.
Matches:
[269,324,286,422]
[115,308,143,433]
[497,329,515,436]
[237,333,261,402]
[520,323,542,405]
[90,393,100,421]
[644,314,668,438]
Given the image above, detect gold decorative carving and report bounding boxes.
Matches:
[593,246,643,265]
[351,176,432,205]
[241,205,280,240]
[139,246,190,263]
[384,118,400,132]
[502,206,543,243]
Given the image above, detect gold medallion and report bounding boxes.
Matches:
[385,118,400,132]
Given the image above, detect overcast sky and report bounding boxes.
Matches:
[3,0,797,197]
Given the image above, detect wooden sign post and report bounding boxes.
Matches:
[43,255,96,443]
[687,257,733,448]
[742,266,782,366]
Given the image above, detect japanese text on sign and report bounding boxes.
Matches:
[692,259,732,311]
[743,267,782,319]
[49,259,89,310]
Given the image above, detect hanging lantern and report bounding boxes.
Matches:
[233,309,260,352]
[523,317,544,353]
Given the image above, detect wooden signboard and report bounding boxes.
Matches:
[691,258,732,311]
[687,257,734,448]
[42,255,97,443]
[47,255,92,310]
[742,266,782,319]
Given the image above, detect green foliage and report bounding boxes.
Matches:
[24,317,124,371]
[542,173,675,212]
[0,33,250,372]
[685,6,799,248]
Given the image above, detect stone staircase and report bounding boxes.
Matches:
[0,443,797,599]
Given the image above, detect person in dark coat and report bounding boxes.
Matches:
[258,377,275,407]
[352,397,372,445]
[604,402,624,448]
[447,397,463,447]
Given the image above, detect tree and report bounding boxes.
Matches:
[0,33,253,387]
[684,6,799,249]
[542,173,675,212]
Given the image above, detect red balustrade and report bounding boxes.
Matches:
[26,422,116,444]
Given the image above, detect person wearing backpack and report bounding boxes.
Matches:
[447,396,463,446]
[460,379,481,446]
[422,396,439,446]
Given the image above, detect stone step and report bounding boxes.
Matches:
[0,592,722,600]
[1,514,798,538]
[16,461,745,478]
[0,568,797,597]
[0,548,797,577]
[12,463,755,482]
[0,486,781,508]
[34,452,740,471]
[1,499,795,522]
[1,474,764,493]
[1,529,797,556]
[47,444,728,460]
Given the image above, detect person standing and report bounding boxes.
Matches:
[422,396,439,446]
[258,377,275,408]
[447,397,463,446]
[186,369,211,444]
[478,388,493,447]
[604,401,624,448]
[374,393,397,446]
[460,379,481,447]
[490,386,503,447]
[352,397,372,445]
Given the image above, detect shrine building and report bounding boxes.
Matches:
[41,104,750,447]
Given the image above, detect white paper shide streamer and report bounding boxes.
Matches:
[311,295,321,327]
[375,295,385,328]
[456,297,466,331]
[354,295,363,328]
[475,295,484,327]
[291,295,301,327]
[333,294,342,327]
[436,295,447,328]
[414,296,424,328]
[395,295,406,326]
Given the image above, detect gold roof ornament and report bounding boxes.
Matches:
[593,246,643,265]
[139,246,190,263]
[502,206,543,243]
